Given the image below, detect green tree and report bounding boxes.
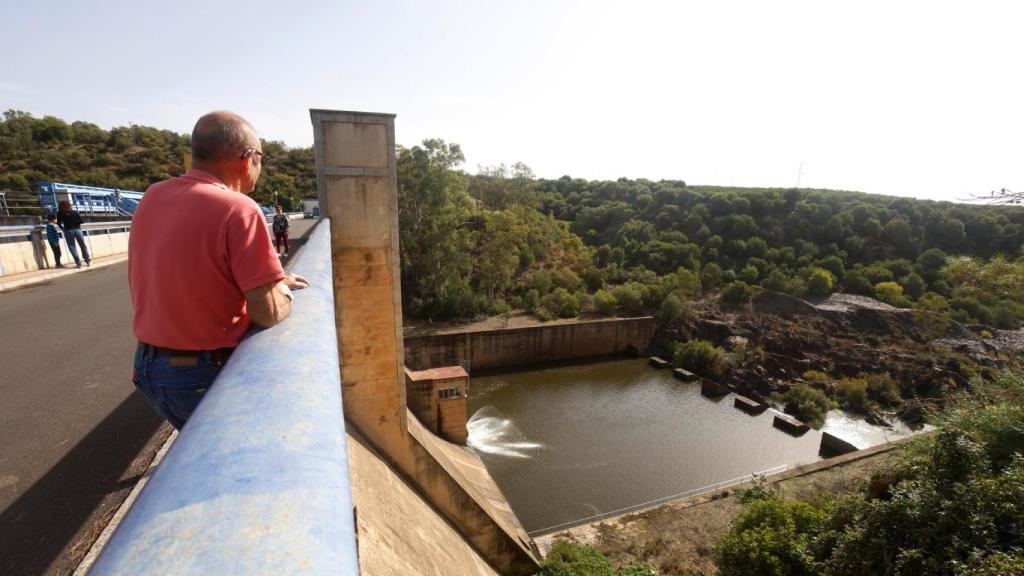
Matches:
[542,288,580,318]
[916,248,948,282]
[397,139,475,319]
[612,283,648,315]
[665,267,702,298]
[933,217,966,249]
[471,162,537,209]
[842,270,874,295]
[874,282,909,307]
[720,281,754,305]
[882,217,913,246]
[914,292,952,337]
[658,291,694,326]
[701,262,723,292]
[763,269,789,292]
[475,210,525,301]
[901,273,927,300]
[592,289,617,315]
[740,264,759,284]
[806,269,834,297]
[816,255,845,282]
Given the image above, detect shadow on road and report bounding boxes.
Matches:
[0,391,167,576]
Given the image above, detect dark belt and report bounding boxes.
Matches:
[137,341,234,363]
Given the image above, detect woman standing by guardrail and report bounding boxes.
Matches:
[57,200,91,268]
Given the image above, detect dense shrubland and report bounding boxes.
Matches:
[6,111,1022,330]
[394,139,1024,331]
[0,110,314,211]
[714,371,1024,576]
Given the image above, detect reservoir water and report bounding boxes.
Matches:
[467,357,920,534]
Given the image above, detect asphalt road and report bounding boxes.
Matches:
[0,217,318,575]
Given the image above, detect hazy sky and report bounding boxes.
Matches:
[3,0,1021,201]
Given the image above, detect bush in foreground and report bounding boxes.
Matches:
[715,497,829,576]
[536,541,657,576]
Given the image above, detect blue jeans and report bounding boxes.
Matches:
[64,228,91,265]
[132,345,225,429]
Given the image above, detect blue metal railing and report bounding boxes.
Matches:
[114,195,139,216]
[88,219,359,575]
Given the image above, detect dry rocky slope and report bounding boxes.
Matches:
[662,290,1023,424]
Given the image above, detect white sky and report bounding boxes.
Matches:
[2,0,1022,202]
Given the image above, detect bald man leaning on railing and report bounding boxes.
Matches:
[128,111,309,430]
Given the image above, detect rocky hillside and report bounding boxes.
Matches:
[661,290,1022,425]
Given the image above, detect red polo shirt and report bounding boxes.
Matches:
[129,169,284,350]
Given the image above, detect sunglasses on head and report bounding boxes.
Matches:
[240,148,268,164]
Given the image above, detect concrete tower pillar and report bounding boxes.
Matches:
[312,110,538,574]
[310,110,408,458]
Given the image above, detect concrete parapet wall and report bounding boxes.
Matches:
[0,224,130,277]
[88,219,360,575]
[0,232,47,276]
[404,317,657,371]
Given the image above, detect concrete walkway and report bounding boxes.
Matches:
[0,253,129,293]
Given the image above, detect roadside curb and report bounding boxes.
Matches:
[72,429,179,575]
[0,254,129,293]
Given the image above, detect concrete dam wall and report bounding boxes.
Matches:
[404,317,657,371]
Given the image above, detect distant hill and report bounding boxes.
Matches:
[0,110,316,210]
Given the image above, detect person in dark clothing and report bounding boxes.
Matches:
[272,205,290,257]
[57,200,91,267]
[45,214,64,268]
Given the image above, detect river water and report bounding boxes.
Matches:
[467,358,921,534]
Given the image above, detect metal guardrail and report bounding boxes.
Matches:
[88,219,359,575]
[527,464,790,536]
[0,220,134,238]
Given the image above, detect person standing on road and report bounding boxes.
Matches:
[57,200,91,268]
[44,214,64,268]
[128,111,309,430]
[272,204,290,258]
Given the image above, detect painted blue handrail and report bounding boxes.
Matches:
[89,219,359,575]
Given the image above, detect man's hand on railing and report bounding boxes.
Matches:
[284,273,310,290]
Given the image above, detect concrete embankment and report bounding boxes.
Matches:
[534,436,917,569]
[404,316,656,371]
[347,427,501,575]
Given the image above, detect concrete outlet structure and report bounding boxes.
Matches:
[311,109,538,575]
[406,366,469,445]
